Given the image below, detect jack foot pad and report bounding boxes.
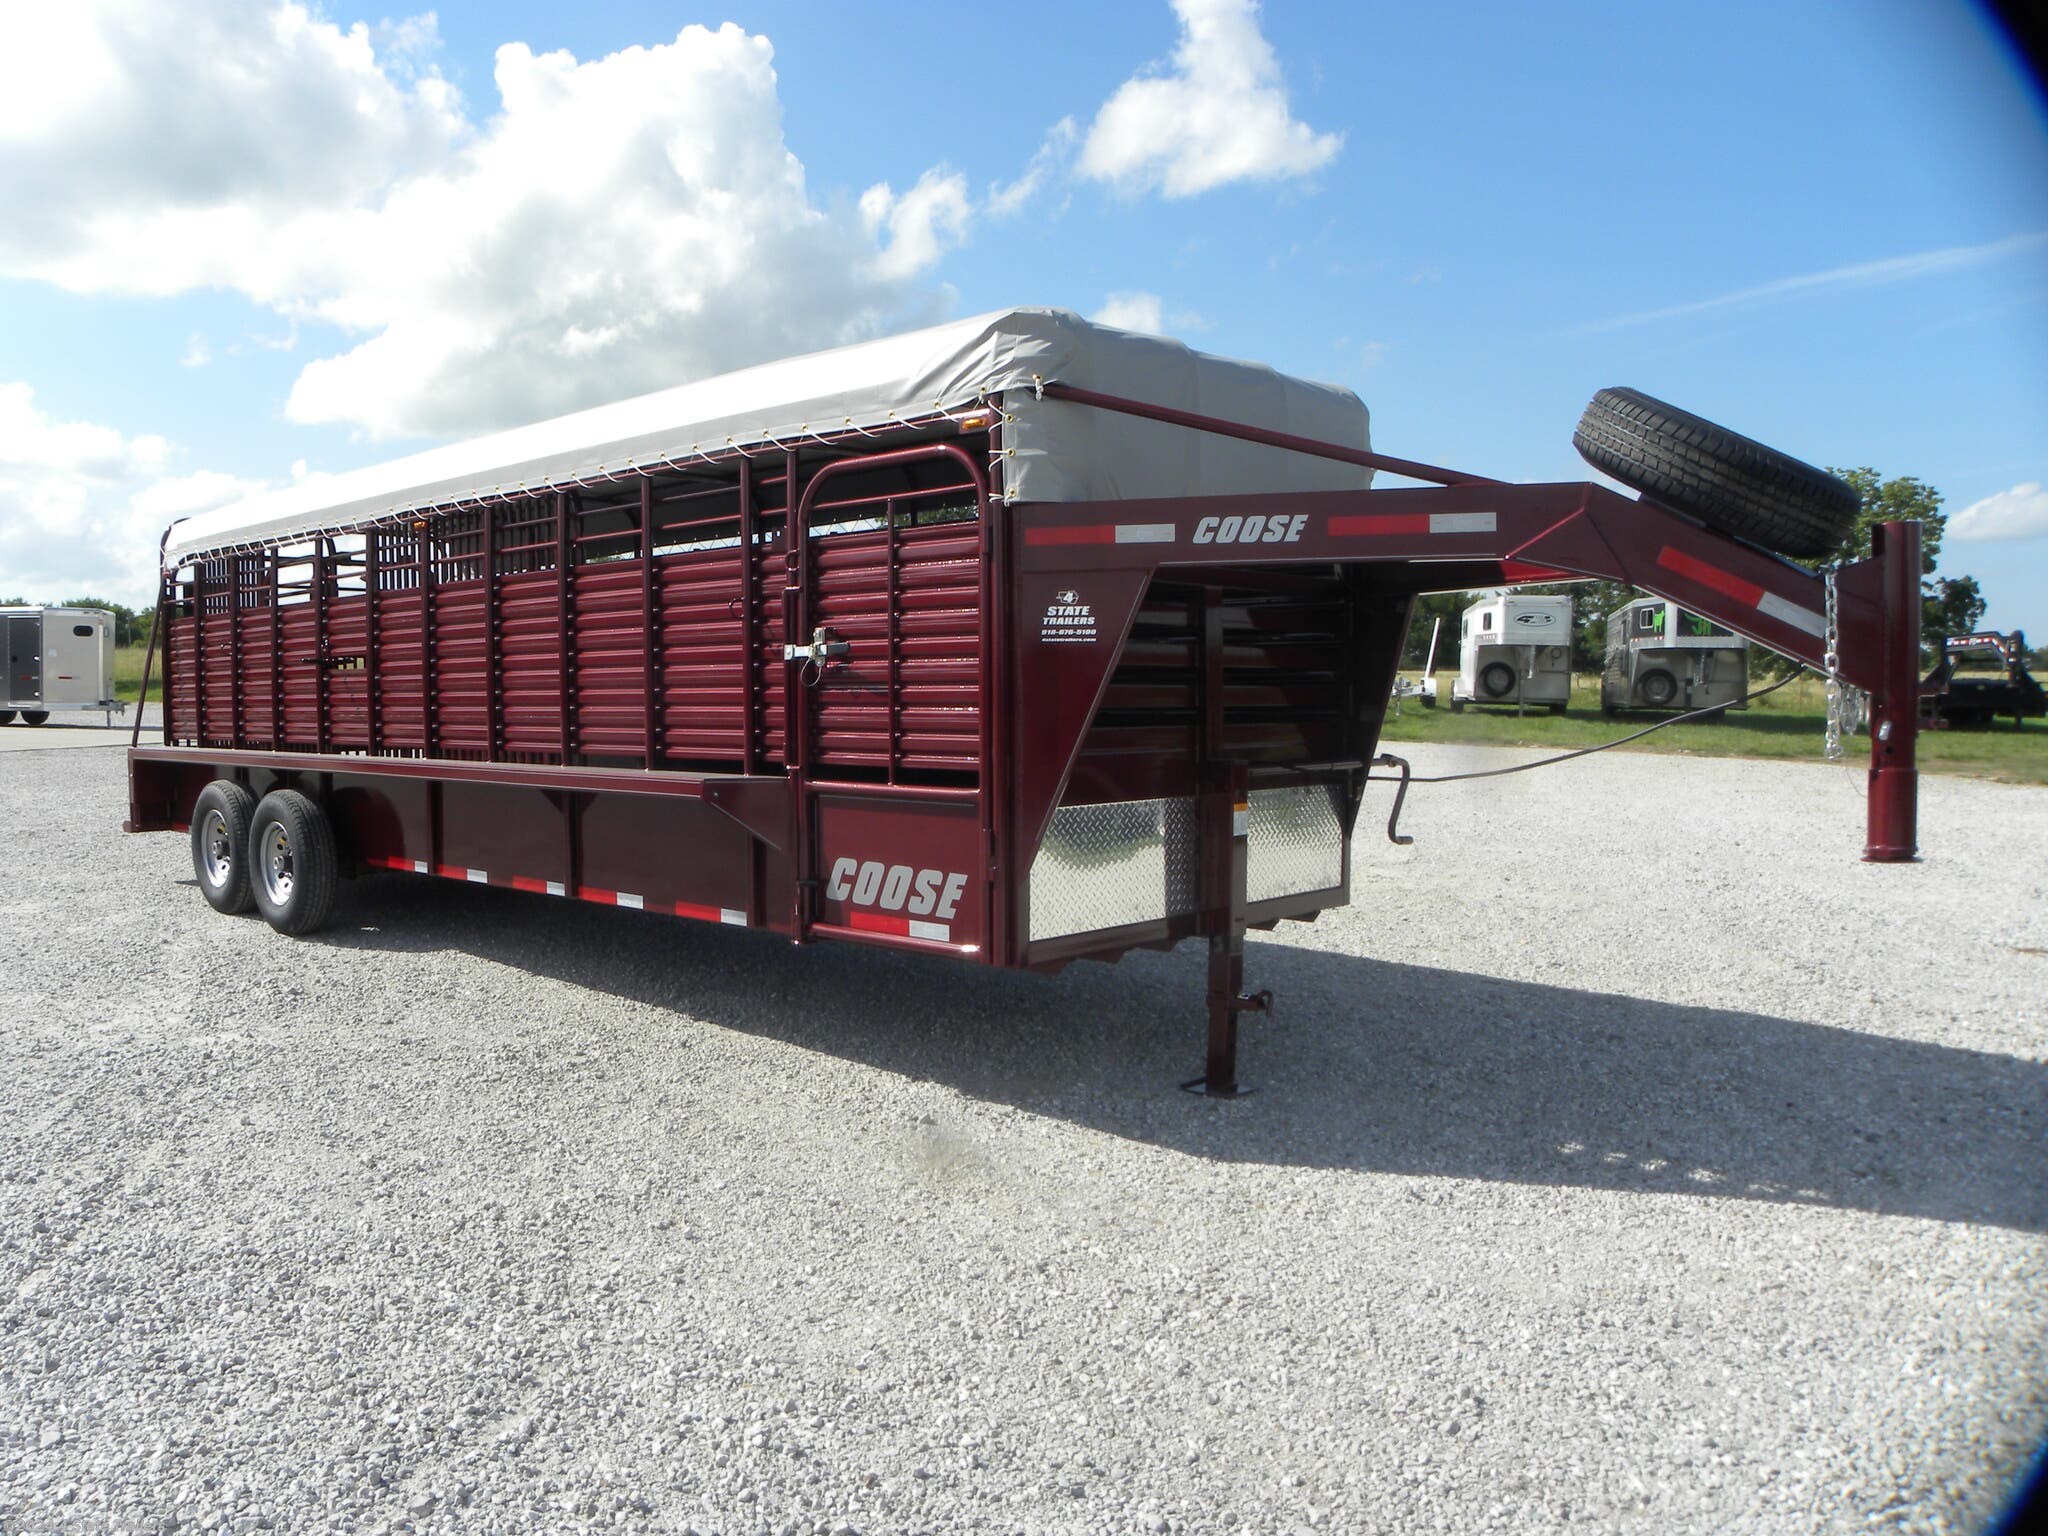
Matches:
[1179,1076,1256,1099]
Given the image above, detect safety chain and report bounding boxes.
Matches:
[1822,568,1866,761]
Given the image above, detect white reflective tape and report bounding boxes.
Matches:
[411,859,429,874]
[466,868,488,884]
[617,892,644,910]
[1231,809,1251,837]
[545,880,566,897]
[1757,591,1827,638]
[908,919,951,942]
[1115,523,1177,544]
[719,908,747,925]
[1429,512,1497,535]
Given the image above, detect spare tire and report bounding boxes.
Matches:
[1479,661,1518,699]
[1573,387,1859,561]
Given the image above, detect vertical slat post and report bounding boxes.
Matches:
[365,532,383,754]
[640,475,659,769]
[557,493,574,765]
[312,540,331,755]
[228,556,244,747]
[738,458,758,777]
[194,560,209,745]
[885,496,900,785]
[483,506,502,761]
[419,521,439,757]
[268,556,282,746]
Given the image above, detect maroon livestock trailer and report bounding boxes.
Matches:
[126,311,1923,1093]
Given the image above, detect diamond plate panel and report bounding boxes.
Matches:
[1245,784,1344,903]
[1029,797,1198,941]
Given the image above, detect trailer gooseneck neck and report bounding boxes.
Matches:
[125,311,1924,1094]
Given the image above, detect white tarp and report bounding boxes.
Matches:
[162,307,1370,564]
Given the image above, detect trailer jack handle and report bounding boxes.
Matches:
[1371,753,1415,846]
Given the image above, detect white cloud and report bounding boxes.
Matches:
[860,168,973,282]
[1078,0,1341,199]
[987,117,1078,218]
[0,384,259,601]
[1092,292,1168,335]
[1951,482,2048,541]
[1571,231,2048,336]
[0,8,967,441]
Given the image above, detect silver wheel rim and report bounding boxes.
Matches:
[259,819,295,906]
[201,808,234,889]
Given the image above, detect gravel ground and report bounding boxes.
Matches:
[2,740,2043,1536]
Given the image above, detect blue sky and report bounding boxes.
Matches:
[2,0,2044,635]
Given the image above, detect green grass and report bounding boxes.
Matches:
[1381,670,2048,785]
[114,644,160,703]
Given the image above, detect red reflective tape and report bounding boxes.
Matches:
[1657,546,1764,608]
[675,900,721,923]
[845,910,911,936]
[170,822,190,834]
[1330,513,1430,536]
[378,856,413,872]
[576,885,617,905]
[510,875,551,893]
[1024,524,1117,547]
[1501,560,1573,583]
[434,863,465,880]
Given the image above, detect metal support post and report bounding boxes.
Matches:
[1183,587,1270,1096]
[1864,518,1922,862]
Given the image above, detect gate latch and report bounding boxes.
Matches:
[783,627,850,666]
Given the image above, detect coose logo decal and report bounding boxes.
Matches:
[825,858,969,918]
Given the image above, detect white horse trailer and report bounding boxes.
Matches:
[1,606,124,726]
[1601,597,1750,715]
[1450,592,1573,712]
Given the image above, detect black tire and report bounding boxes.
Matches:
[1548,702,1567,716]
[20,710,48,726]
[0,710,14,725]
[191,781,257,915]
[1479,661,1518,699]
[1638,669,1679,709]
[1449,698,1466,714]
[1573,387,1859,560]
[1601,701,1619,718]
[248,790,339,936]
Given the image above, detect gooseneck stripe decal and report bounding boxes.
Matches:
[1655,546,1825,638]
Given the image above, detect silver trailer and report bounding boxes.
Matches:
[1,606,124,726]
[1449,592,1573,712]
[1601,597,1749,715]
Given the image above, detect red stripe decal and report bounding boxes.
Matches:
[675,900,720,923]
[845,910,911,936]
[1023,524,1117,547]
[1657,545,1764,608]
[1330,513,1430,536]
[510,875,551,893]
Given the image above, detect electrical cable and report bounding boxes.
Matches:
[1369,667,1808,786]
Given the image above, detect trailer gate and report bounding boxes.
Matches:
[129,363,1924,1093]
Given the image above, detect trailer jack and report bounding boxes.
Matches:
[1183,974,1271,1099]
